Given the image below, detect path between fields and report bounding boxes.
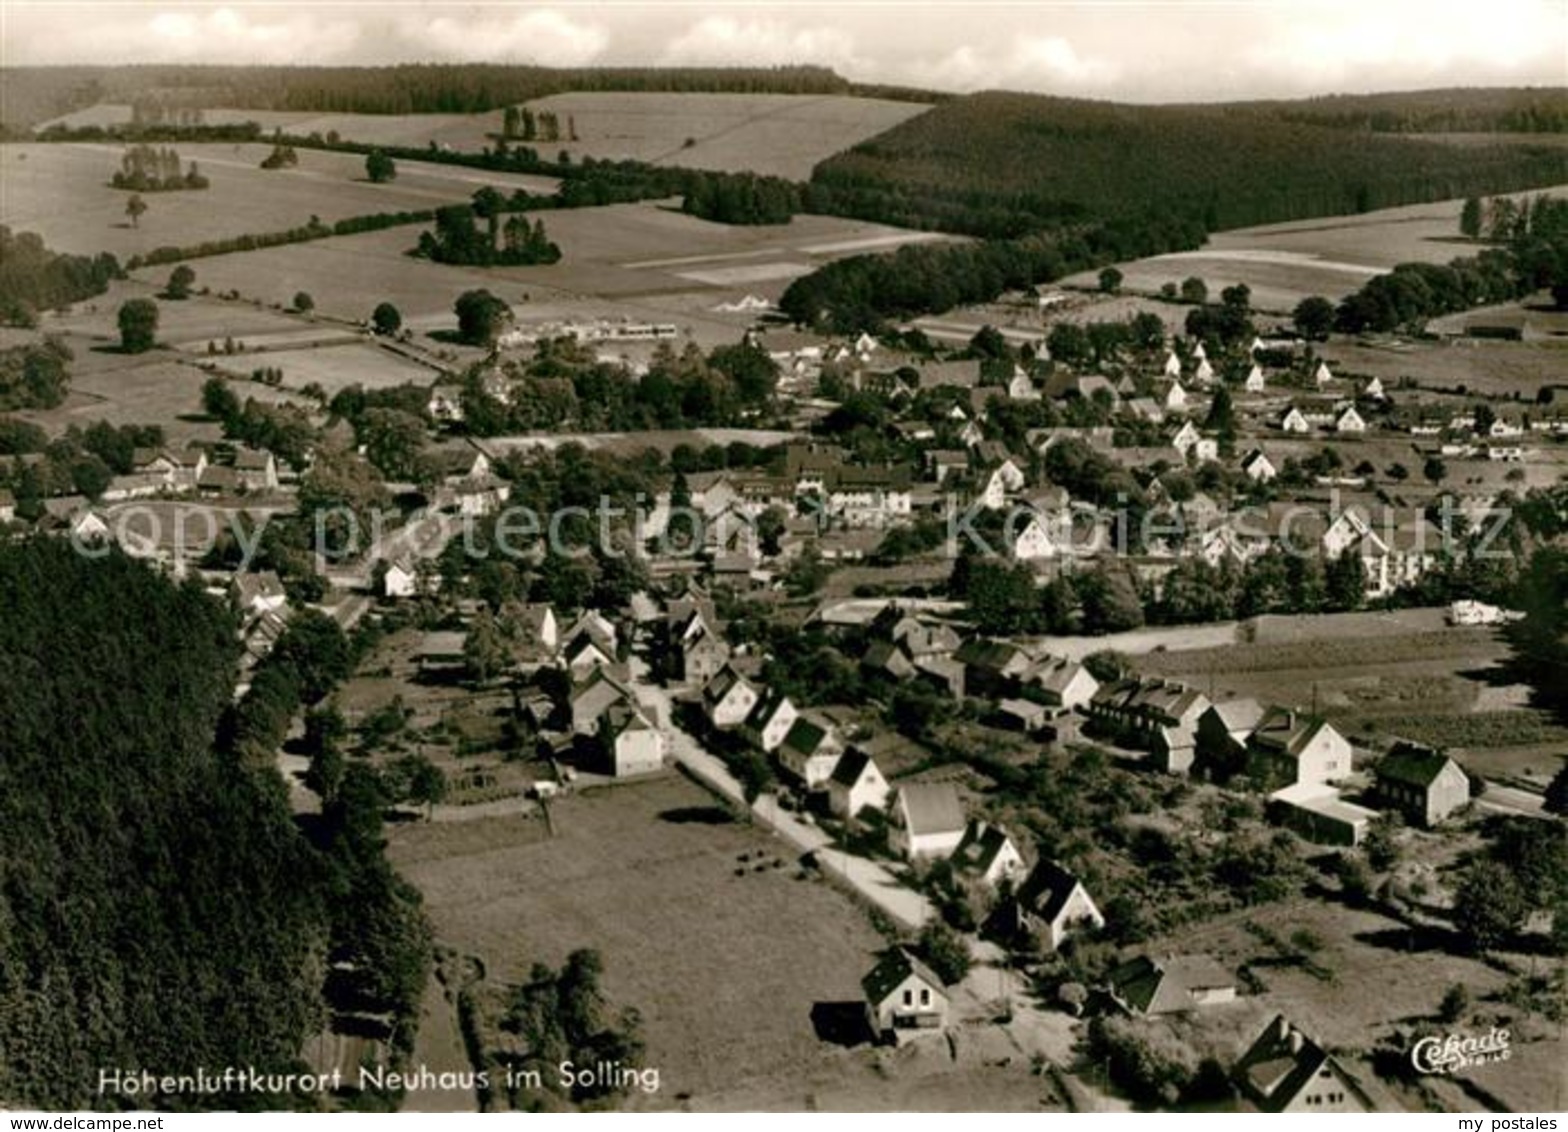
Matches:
[627,658,933,931]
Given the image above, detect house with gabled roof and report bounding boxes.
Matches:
[827,748,890,820]
[1334,405,1367,433]
[1105,954,1237,1016]
[988,860,1104,952]
[955,638,1033,698]
[234,447,280,491]
[1023,654,1098,711]
[592,701,665,777]
[230,570,287,618]
[570,667,636,735]
[1246,707,1352,791]
[743,688,799,753]
[1373,741,1469,827]
[1232,1015,1373,1113]
[1240,447,1277,483]
[1195,698,1266,779]
[703,662,759,730]
[889,783,967,861]
[951,820,1026,889]
[1244,364,1266,393]
[777,714,844,788]
[383,557,419,599]
[862,949,948,1042]
[1279,405,1311,433]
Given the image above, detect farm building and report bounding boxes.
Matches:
[1232,1015,1373,1113]
[862,949,948,1043]
[889,783,966,861]
[1105,954,1237,1016]
[1372,742,1470,827]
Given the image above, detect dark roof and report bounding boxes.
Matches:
[830,747,875,788]
[952,821,1019,876]
[1017,860,1088,922]
[1249,706,1336,758]
[1106,954,1234,1015]
[1376,742,1456,789]
[861,948,945,1004]
[1234,1015,1373,1113]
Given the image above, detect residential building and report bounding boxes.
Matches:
[889,783,967,861]
[702,663,759,730]
[827,748,890,820]
[777,714,845,789]
[1105,954,1237,1016]
[1372,742,1470,827]
[988,861,1104,952]
[950,821,1026,889]
[1232,1015,1373,1113]
[862,949,948,1041]
[1246,707,1352,791]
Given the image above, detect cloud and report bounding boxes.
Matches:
[661,16,865,72]
[36,6,365,65]
[905,36,1120,93]
[1243,0,1565,89]
[400,9,609,66]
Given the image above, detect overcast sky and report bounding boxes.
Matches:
[2,1,1564,103]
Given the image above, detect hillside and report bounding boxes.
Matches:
[810,91,1568,237]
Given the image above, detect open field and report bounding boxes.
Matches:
[387,773,892,1107]
[251,342,437,394]
[1063,184,1568,312]
[127,201,953,341]
[516,92,930,180]
[1,141,557,259]
[36,94,930,180]
[1325,336,1568,400]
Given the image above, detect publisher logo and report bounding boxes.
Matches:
[1410,1028,1511,1075]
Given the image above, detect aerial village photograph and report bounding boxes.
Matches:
[0,0,1565,1119]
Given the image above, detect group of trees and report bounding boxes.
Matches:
[501,106,576,143]
[109,144,209,192]
[415,197,561,267]
[455,335,780,435]
[0,226,121,327]
[0,337,72,410]
[681,172,801,225]
[504,950,644,1103]
[259,142,299,170]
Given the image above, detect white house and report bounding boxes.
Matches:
[1279,406,1311,434]
[862,949,948,1041]
[979,457,1027,510]
[951,820,1027,888]
[889,783,967,861]
[1193,358,1215,385]
[777,715,844,788]
[994,861,1105,952]
[1009,513,1068,561]
[702,663,759,730]
[1362,376,1385,400]
[1247,707,1353,791]
[1024,654,1099,710]
[383,558,419,598]
[827,748,890,819]
[1170,420,1202,455]
[744,689,799,752]
[1335,405,1367,433]
[1240,449,1277,483]
[1163,351,1182,378]
[1313,360,1334,386]
[598,702,666,777]
[1163,381,1188,413]
[1244,364,1266,393]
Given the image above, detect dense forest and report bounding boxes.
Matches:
[0,540,327,1108]
[811,92,1568,239]
[1253,87,1568,135]
[0,227,121,327]
[681,172,802,225]
[0,64,869,127]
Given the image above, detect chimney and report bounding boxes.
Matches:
[1289,1032,1304,1056]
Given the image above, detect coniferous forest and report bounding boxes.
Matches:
[0,540,327,1108]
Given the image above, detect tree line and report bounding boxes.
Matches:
[0,226,121,327]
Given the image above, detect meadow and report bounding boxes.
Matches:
[387,773,888,1107]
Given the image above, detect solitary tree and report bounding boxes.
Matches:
[164,264,195,300]
[117,298,159,353]
[1098,266,1124,294]
[124,193,147,228]
[365,149,397,183]
[293,291,315,314]
[1453,859,1527,953]
[453,288,512,346]
[1460,196,1484,240]
[1293,296,1336,341]
[371,301,403,336]
[1179,276,1208,305]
